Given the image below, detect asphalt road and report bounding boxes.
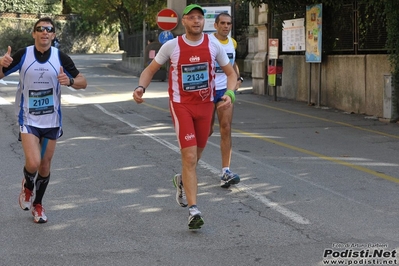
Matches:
[0,53,398,266]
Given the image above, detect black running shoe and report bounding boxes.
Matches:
[188,206,204,229]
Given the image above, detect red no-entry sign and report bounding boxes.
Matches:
[156,8,179,31]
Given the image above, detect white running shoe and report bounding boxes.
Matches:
[173,174,187,207]
[32,204,47,223]
[19,178,34,211]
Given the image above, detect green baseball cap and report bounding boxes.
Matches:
[183,4,204,15]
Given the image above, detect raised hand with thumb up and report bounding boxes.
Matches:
[57,66,72,86]
[0,46,13,68]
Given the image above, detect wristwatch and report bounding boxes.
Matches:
[237,77,244,82]
[69,78,74,86]
[134,85,146,93]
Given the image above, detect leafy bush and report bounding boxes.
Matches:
[0,26,34,54]
[0,0,62,14]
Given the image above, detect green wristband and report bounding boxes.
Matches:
[224,90,236,103]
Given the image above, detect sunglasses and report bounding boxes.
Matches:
[184,15,204,21]
[35,26,55,33]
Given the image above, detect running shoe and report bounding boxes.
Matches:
[32,204,47,223]
[220,170,240,188]
[173,174,187,207]
[19,178,33,211]
[188,206,204,229]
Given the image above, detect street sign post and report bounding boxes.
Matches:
[156,8,179,31]
[158,31,174,44]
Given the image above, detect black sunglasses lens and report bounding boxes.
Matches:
[36,26,54,33]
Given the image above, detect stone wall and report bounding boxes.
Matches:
[277,54,391,117]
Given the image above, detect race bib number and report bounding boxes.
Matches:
[28,88,54,115]
[215,53,234,73]
[181,63,209,91]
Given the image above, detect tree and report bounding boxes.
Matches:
[64,0,166,35]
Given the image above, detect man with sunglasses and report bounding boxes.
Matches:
[133,4,238,230]
[0,17,87,223]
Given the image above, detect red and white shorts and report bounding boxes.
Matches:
[169,101,214,149]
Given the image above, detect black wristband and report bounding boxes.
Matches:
[134,85,146,93]
[69,78,74,86]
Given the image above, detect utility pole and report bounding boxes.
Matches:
[142,0,148,66]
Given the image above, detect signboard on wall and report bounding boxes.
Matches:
[305,4,323,63]
[202,6,232,34]
[282,18,305,52]
[269,39,279,59]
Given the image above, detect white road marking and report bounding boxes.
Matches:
[94,103,311,225]
[0,97,11,105]
[0,79,19,85]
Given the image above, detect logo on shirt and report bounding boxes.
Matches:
[199,89,210,101]
[34,67,49,72]
[38,72,45,80]
[184,133,195,141]
[34,69,50,84]
[189,56,200,63]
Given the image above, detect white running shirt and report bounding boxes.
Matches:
[16,46,62,128]
[209,34,236,91]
